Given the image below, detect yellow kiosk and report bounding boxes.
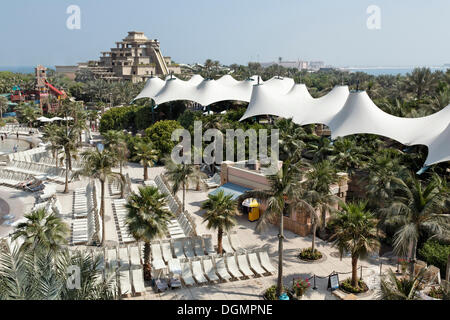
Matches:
[248,199,260,222]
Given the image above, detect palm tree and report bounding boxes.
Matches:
[0,244,118,300]
[17,103,39,127]
[53,124,79,193]
[0,96,8,119]
[383,174,449,274]
[42,123,62,167]
[329,201,380,288]
[103,130,129,176]
[404,67,437,100]
[241,160,301,297]
[132,141,158,181]
[125,186,174,280]
[76,149,124,245]
[201,190,237,254]
[378,269,423,300]
[165,159,204,212]
[11,208,69,253]
[304,160,339,231]
[329,137,368,175]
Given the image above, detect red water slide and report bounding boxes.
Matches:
[45,81,64,97]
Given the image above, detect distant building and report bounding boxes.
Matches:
[259,59,326,71]
[56,31,181,83]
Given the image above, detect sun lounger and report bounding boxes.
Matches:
[202,235,216,255]
[119,270,132,296]
[214,257,231,281]
[236,253,255,277]
[161,240,173,262]
[202,257,219,282]
[229,232,243,251]
[221,234,234,253]
[107,248,119,270]
[193,237,205,256]
[225,254,243,279]
[173,240,186,259]
[119,247,130,269]
[247,252,266,275]
[131,268,146,294]
[168,258,182,276]
[181,262,195,286]
[258,250,277,274]
[129,246,141,266]
[191,259,208,284]
[151,242,164,263]
[184,239,196,258]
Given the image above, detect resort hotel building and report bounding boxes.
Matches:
[56,31,181,82]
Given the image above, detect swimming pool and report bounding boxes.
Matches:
[0,138,32,155]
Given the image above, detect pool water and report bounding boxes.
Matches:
[0,138,31,154]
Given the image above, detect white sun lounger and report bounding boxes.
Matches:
[181,262,195,286]
[191,259,208,284]
[129,246,141,266]
[258,250,277,274]
[229,232,243,251]
[119,247,130,269]
[221,234,234,253]
[161,240,173,262]
[151,242,163,262]
[173,240,186,259]
[237,253,255,277]
[247,252,266,275]
[202,257,219,282]
[168,259,182,276]
[131,268,146,294]
[107,248,118,270]
[184,239,196,258]
[214,257,231,281]
[202,235,216,255]
[225,254,243,279]
[193,237,205,256]
[119,270,132,296]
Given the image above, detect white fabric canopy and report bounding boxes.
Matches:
[132,74,450,166]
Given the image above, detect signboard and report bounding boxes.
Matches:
[328,273,340,291]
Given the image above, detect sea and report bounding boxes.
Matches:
[1,65,449,77]
[342,66,449,76]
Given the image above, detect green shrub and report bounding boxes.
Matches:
[298,248,323,261]
[263,285,290,300]
[144,120,182,159]
[418,240,450,278]
[340,278,368,294]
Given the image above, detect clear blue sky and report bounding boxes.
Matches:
[1,0,449,67]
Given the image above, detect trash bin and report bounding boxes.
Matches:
[248,199,260,222]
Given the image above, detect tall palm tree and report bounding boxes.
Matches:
[11,208,69,254]
[42,123,62,168]
[104,130,129,176]
[329,137,368,175]
[76,149,124,245]
[383,174,449,273]
[241,160,301,297]
[304,160,339,231]
[165,159,201,212]
[201,190,237,254]
[132,141,158,181]
[329,201,380,288]
[125,186,173,280]
[53,124,79,193]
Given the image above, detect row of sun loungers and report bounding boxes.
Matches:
[112,199,135,244]
[150,235,218,270]
[162,249,276,288]
[0,169,35,189]
[0,124,36,135]
[73,185,94,219]
[5,160,69,184]
[104,245,146,296]
[7,147,46,162]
